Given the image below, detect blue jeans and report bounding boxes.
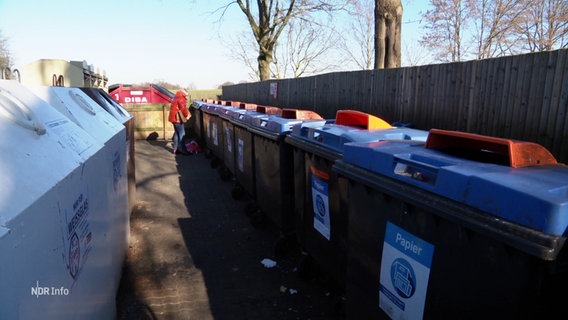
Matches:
[172,123,185,152]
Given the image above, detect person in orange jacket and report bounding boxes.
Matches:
[168,90,190,154]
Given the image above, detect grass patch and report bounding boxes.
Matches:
[189,89,222,101]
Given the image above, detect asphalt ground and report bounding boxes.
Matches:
[115,139,344,320]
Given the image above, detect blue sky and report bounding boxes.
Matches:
[0,0,429,89]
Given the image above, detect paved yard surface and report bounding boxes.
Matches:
[116,139,344,320]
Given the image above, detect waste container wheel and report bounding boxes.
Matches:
[210,157,221,168]
[218,165,232,181]
[244,202,258,216]
[204,148,213,159]
[274,234,298,259]
[231,184,245,200]
[297,253,320,281]
[248,208,266,229]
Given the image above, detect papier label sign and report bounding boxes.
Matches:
[379,222,434,320]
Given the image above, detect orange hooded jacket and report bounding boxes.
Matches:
[168,90,189,124]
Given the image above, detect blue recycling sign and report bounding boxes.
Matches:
[311,171,330,240]
[379,222,434,319]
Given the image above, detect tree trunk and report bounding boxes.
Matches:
[375,11,387,69]
[374,0,403,69]
[258,51,272,81]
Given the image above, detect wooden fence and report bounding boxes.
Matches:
[124,104,174,140]
[222,49,568,164]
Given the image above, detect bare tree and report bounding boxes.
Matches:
[274,17,341,78]
[230,30,262,80]
[516,0,568,52]
[420,0,472,62]
[229,0,340,81]
[341,0,375,70]
[228,16,339,80]
[420,0,567,62]
[402,39,433,66]
[469,0,525,59]
[0,30,14,79]
[375,0,403,68]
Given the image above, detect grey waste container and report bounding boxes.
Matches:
[228,105,279,201]
[189,99,207,146]
[285,109,428,291]
[218,101,243,179]
[248,109,324,237]
[333,129,568,319]
[201,102,228,163]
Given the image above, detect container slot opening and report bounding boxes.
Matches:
[393,160,438,185]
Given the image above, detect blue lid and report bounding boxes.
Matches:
[289,123,429,154]
[201,103,230,115]
[342,140,568,235]
[202,103,220,114]
[190,101,206,110]
[219,106,241,120]
[231,109,270,126]
[250,114,309,134]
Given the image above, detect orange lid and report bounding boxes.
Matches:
[239,103,257,110]
[256,105,282,115]
[223,101,240,107]
[425,129,557,168]
[335,110,392,130]
[281,108,323,120]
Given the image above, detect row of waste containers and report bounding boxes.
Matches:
[0,80,134,319]
[189,98,568,319]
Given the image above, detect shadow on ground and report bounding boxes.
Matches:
[116,139,344,319]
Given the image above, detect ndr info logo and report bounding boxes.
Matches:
[31,281,69,298]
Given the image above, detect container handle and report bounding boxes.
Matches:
[68,91,96,115]
[0,88,46,135]
[425,129,557,168]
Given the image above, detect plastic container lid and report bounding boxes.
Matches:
[250,114,306,134]
[223,101,241,107]
[335,109,392,130]
[425,129,557,168]
[341,131,568,235]
[191,100,207,109]
[281,108,323,120]
[256,105,282,115]
[219,106,242,120]
[240,103,258,110]
[231,109,271,126]
[288,116,428,154]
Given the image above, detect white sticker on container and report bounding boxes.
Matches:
[379,222,434,320]
[311,171,330,240]
[225,126,233,153]
[62,188,93,280]
[212,122,218,146]
[46,118,94,156]
[237,139,244,172]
